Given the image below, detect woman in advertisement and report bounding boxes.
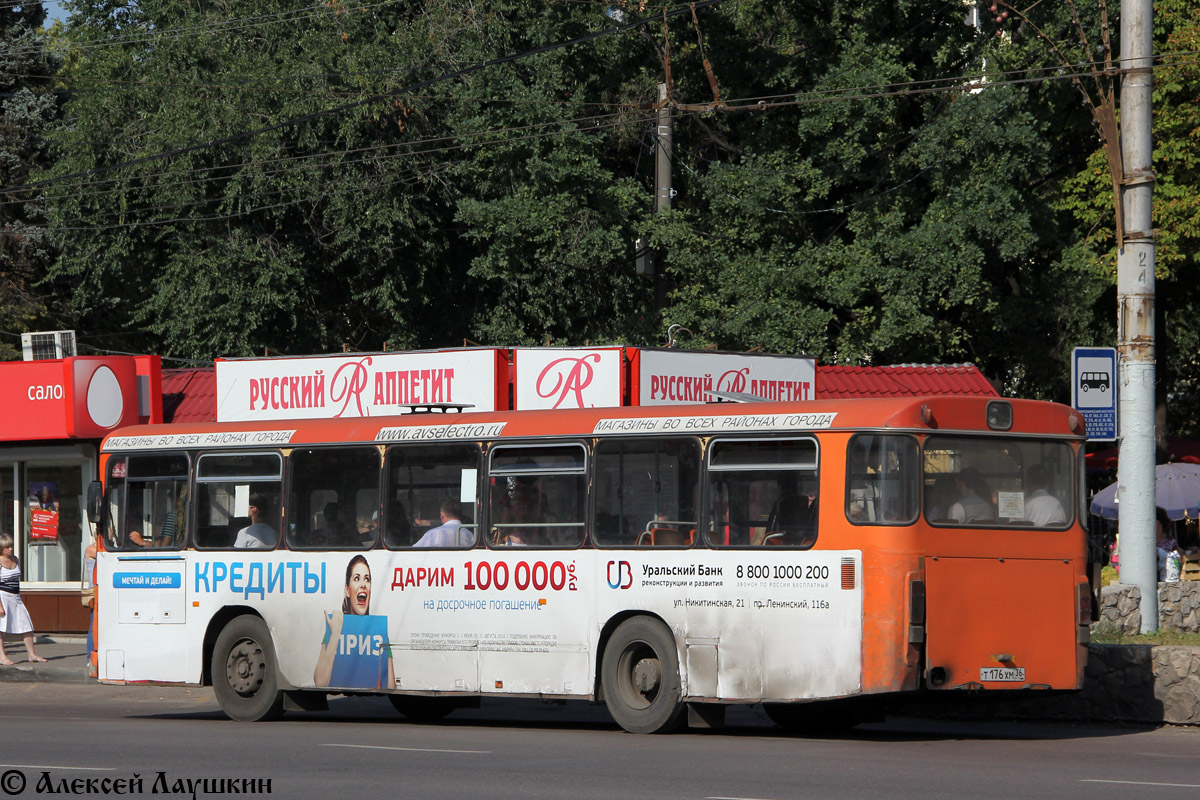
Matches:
[313,555,395,690]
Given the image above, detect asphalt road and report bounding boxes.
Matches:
[2,684,1198,800]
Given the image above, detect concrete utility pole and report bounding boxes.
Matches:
[655,83,673,215]
[1116,0,1158,632]
[652,82,673,310]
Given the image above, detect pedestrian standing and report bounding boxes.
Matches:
[0,533,47,665]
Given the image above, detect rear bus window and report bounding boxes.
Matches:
[924,436,1073,528]
[706,438,818,548]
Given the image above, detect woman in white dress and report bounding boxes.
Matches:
[0,533,46,665]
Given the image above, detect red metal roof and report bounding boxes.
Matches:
[161,368,215,423]
[815,364,998,399]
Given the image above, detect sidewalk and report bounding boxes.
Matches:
[0,635,92,684]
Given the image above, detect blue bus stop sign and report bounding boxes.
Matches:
[1071,347,1117,441]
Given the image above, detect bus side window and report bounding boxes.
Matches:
[384,444,481,549]
[488,444,587,548]
[706,438,818,549]
[194,452,282,550]
[846,435,919,525]
[591,437,700,548]
[287,448,381,550]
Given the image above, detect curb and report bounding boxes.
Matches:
[0,635,92,684]
[0,664,94,684]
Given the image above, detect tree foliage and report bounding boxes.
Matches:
[1058,0,1200,433]
[653,0,1108,400]
[17,0,1194,432]
[43,0,664,358]
[0,1,63,359]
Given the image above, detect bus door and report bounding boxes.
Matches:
[476,443,591,696]
[98,452,193,683]
[921,436,1083,691]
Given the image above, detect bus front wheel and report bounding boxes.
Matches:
[211,615,285,722]
[601,617,685,734]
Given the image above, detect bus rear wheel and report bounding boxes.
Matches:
[211,615,285,722]
[601,617,685,734]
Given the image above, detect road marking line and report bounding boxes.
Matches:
[0,764,117,772]
[1136,753,1193,759]
[707,796,782,800]
[1082,780,1200,789]
[322,744,490,754]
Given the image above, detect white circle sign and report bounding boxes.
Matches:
[86,366,124,428]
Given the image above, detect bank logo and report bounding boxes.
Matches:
[606,560,633,589]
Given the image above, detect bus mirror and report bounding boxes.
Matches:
[86,481,103,524]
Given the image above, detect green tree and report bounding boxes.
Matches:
[0,1,64,359]
[655,0,1106,400]
[43,0,468,359]
[41,0,669,358]
[1058,0,1200,435]
[33,0,1137,404]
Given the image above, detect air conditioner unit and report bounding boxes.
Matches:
[21,330,77,361]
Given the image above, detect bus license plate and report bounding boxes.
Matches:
[979,667,1025,682]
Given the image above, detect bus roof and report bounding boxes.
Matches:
[99,396,1081,452]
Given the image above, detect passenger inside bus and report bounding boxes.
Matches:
[925,474,958,521]
[128,483,187,548]
[755,494,813,547]
[412,499,474,548]
[385,498,412,546]
[233,494,277,549]
[312,502,354,547]
[949,468,995,523]
[1023,465,1066,526]
[495,476,550,545]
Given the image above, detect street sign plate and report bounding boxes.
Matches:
[1071,347,1117,441]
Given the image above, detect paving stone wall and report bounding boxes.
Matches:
[1094,581,1200,635]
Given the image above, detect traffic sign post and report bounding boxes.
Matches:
[1071,347,1117,441]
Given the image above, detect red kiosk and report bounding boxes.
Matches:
[0,351,161,631]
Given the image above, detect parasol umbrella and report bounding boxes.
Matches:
[1090,462,1200,520]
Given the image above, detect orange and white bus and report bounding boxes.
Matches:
[87,395,1091,732]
